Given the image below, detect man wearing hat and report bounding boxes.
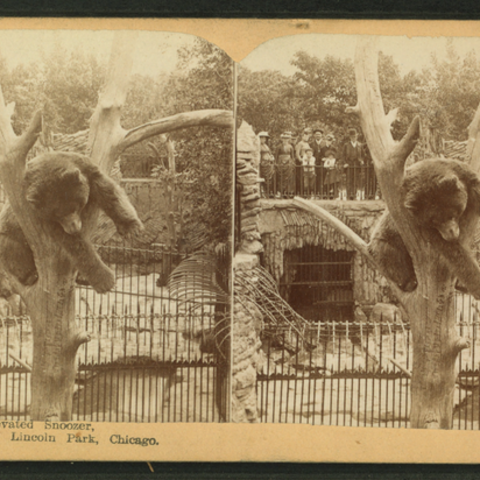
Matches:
[295,128,313,162]
[295,128,313,194]
[311,128,325,159]
[258,131,275,197]
[275,132,296,197]
[340,127,364,200]
[311,129,325,196]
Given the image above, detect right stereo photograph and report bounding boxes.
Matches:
[233,33,480,430]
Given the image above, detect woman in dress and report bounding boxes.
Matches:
[275,133,296,197]
[258,131,275,197]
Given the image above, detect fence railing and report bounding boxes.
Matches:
[260,164,379,200]
[0,244,229,423]
[257,293,480,429]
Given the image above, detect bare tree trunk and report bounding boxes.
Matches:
[401,248,471,428]
[351,39,477,428]
[0,108,91,421]
[28,270,89,421]
[0,32,234,421]
[294,38,472,428]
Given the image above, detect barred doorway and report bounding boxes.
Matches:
[280,245,354,322]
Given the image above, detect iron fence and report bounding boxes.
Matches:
[120,153,164,178]
[257,293,480,429]
[280,245,354,323]
[260,164,379,200]
[0,244,229,423]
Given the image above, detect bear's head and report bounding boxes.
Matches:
[25,165,90,235]
[404,171,468,242]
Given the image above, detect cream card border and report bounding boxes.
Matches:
[0,17,479,463]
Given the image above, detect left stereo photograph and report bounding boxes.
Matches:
[0,29,234,424]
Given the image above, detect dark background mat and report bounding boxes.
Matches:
[4,462,480,477]
[0,1,479,475]
[0,0,478,18]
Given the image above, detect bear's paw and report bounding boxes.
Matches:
[89,265,115,294]
[116,218,144,238]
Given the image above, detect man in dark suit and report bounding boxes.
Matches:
[340,128,364,200]
[311,128,325,196]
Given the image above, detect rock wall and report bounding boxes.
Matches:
[232,122,263,422]
[258,199,391,307]
[232,254,263,422]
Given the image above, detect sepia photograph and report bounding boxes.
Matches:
[234,32,480,430]
[0,28,234,426]
[3,18,480,463]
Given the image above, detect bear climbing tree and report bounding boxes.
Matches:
[0,31,233,422]
[294,37,480,429]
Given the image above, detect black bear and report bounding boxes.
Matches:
[368,158,480,297]
[0,152,143,294]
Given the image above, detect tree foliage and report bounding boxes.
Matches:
[152,38,234,252]
[0,37,233,252]
[238,43,480,149]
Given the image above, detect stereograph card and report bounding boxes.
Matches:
[0,18,479,463]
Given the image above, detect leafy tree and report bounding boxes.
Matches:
[239,43,480,150]
[291,51,357,131]
[41,50,105,133]
[121,73,168,130]
[150,39,234,252]
[5,62,42,135]
[172,38,233,112]
[238,67,298,138]
[430,43,480,140]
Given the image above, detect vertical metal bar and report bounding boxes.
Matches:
[17,320,23,420]
[350,322,355,427]
[261,331,268,424]
[272,331,279,422]
[128,364,134,422]
[474,311,480,431]
[278,331,285,423]
[405,325,410,428]
[357,323,363,428]
[282,329,289,424]
[392,323,397,428]
[298,330,305,423]
[379,318,383,427]
[365,320,370,427]
[311,323,320,425]
[335,322,341,425]
[5,323,9,418]
[24,320,29,421]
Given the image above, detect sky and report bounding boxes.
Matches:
[241,34,480,76]
[0,30,197,77]
[1,30,480,79]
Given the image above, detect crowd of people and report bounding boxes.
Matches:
[258,127,379,200]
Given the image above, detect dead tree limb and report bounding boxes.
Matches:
[293,197,405,301]
[0,30,234,422]
[290,37,475,429]
[467,105,480,172]
[345,37,470,429]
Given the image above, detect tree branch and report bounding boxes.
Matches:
[0,90,15,155]
[88,30,233,175]
[351,37,395,166]
[88,30,138,172]
[115,109,234,156]
[347,38,421,269]
[393,115,420,161]
[467,101,480,174]
[348,39,418,210]
[0,106,46,258]
[293,197,405,300]
[12,110,43,167]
